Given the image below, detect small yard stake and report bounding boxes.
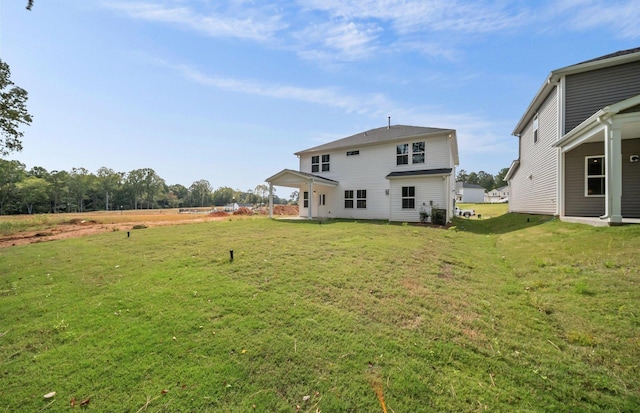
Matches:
[230,250,234,261]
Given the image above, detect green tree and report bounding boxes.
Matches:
[0,159,26,214]
[0,59,32,156]
[141,168,164,209]
[254,184,269,206]
[189,180,213,207]
[289,190,299,205]
[476,170,495,191]
[47,170,70,213]
[17,176,50,214]
[168,184,188,208]
[68,167,92,212]
[212,186,238,206]
[466,172,479,185]
[96,167,123,211]
[456,169,469,182]
[494,167,509,189]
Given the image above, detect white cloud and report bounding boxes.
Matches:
[102,1,285,41]
[558,0,640,38]
[298,0,525,34]
[173,63,391,115]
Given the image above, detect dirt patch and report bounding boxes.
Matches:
[0,206,299,249]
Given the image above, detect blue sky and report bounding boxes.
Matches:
[1,1,639,193]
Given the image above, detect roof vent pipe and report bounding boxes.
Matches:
[388,116,391,129]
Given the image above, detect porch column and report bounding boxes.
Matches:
[268,183,274,219]
[606,126,623,223]
[307,180,313,219]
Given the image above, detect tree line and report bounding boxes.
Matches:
[0,160,289,215]
[456,167,509,191]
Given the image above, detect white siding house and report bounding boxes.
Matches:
[266,124,459,223]
[455,182,485,203]
[507,47,640,225]
[485,186,509,203]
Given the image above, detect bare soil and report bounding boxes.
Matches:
[0,205,299,248]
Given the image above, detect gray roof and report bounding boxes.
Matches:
[295,125,455,155]
[570,47,640,66]
[513,46,640,136]
[386,168,453,178]
[456,181,485,189]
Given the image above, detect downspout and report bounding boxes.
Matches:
[598,117,613,220]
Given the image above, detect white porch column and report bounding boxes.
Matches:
[307,180,313,219]
[607,127,623,223]
[268,183,274,219]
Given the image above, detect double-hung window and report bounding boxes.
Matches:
[344,190,354,208]
[356,190,367,208]
[322,154,330,171]
[585,156,605,196]
[397,144,409,165]
[303,191,309,208]
[402,186,415,209]
[412,142,425,164]
[311,156,319,173]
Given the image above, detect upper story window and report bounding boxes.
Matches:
[397,144,409,165]
[533,114,539,144]
[346,150,359,156]
[397,142,425,165]
[322,154,330,171]
[311,154,330,173]
[412,142,425,164]
[586,156,605,196]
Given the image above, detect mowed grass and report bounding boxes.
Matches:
[0,215,639,412]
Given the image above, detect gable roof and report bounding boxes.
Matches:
[296,125,456,155]
[513,47,640,136]
[456,181,485,190]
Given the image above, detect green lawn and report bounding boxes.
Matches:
[1,215,638,411]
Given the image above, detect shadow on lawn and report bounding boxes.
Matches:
[275,214,554,234]
[453,213,555,234]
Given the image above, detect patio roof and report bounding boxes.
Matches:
[265,169,339,188]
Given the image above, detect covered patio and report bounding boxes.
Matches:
[265,169,338,219]
[555,94,640,225]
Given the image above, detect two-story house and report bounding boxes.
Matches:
[485,186,509,203]
[266,124,459,223]
[455,182,485,203]
[507,47,640,225]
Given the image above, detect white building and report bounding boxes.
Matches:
[455,182,485,203]
[266,124,459,223]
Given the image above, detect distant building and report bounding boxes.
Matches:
[455,181,485,203]
[485,186,509,203]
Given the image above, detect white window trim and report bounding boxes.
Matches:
[585,155,605,197]
[533,114,539,144]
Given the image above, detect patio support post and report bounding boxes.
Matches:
[607,126,623,223]
[308,180,313,219]
[268,183,274,219]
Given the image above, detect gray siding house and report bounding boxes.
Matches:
[266,124,459,223]
[507,47,640,225]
